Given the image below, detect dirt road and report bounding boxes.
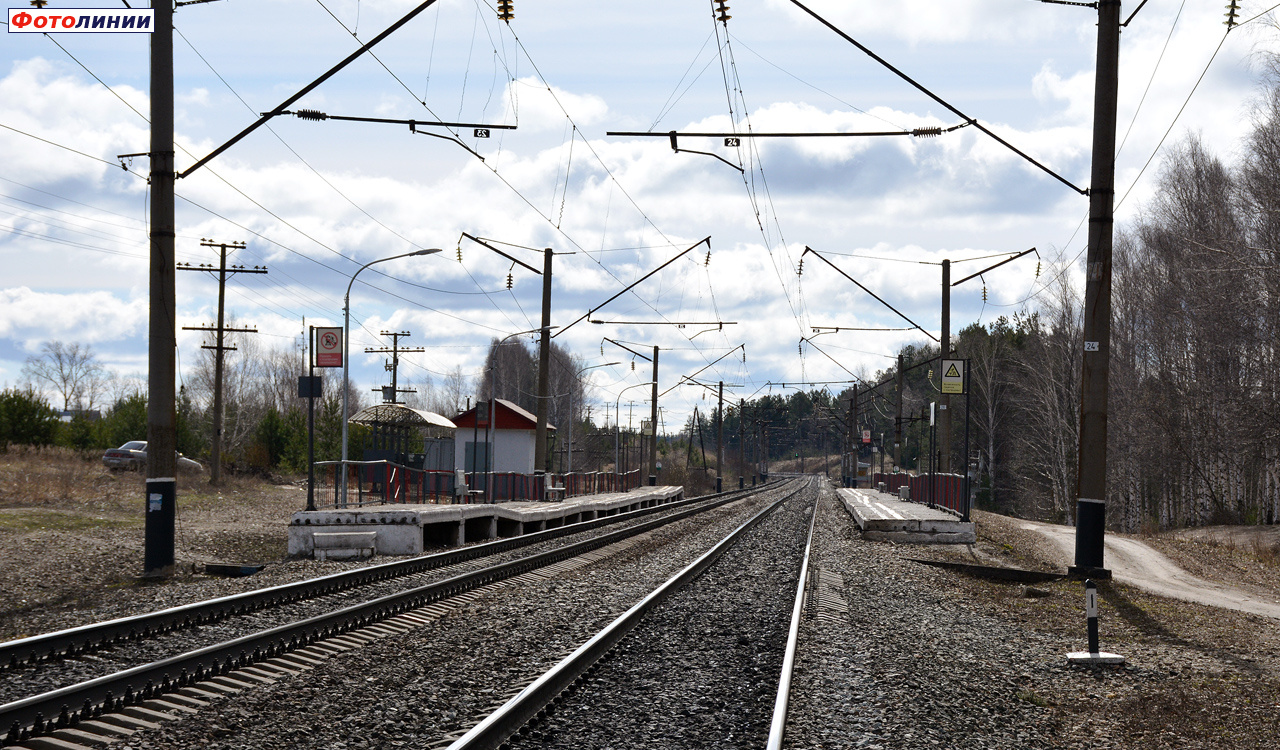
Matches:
[1018,519,1280,620]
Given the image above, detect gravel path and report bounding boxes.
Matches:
[1017,518,1280,619]
[506,478,816,750]
[0,491,757,705]
[115,484,796,750]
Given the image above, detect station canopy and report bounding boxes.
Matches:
[348,403,457,431]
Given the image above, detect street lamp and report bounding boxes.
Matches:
[613,380,655,490]
[341,248,441,505]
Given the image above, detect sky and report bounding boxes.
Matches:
[1,0,1277,433]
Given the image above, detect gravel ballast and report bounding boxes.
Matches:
[110,483,797,750]
[0,491,757,705]
[506,477,815,750]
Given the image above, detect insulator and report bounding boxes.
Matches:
[715,0,731,24]
[704,250,712,266]
[506,273,513,290]
[631,361,635,371]
[982,285,988,303]
[1035,261,1041,278]
[912,126,942,138]
[498,0,514,23]
[295,109,328,121]
[798,258,803,275]
[456,247,463,262]
[1225,1,1240,28]
[928,368,933,380]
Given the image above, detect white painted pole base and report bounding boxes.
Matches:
[1067,651,1125,666]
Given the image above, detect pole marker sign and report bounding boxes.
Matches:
[315,327,343,367]
[8,9,154,32]
[941,359,965,394]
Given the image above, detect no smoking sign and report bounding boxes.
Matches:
[315,327,343,367]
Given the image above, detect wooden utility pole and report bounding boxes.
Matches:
[1073,0,1121,577]
[179,239,265,484]
[365,330,423,403]
[144,0,176,577]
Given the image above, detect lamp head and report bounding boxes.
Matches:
[413,248,444,256]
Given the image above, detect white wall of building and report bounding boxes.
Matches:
[454,429,536,474]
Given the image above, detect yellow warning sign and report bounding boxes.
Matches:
[941,359,965,394]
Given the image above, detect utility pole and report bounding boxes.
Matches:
[738,398,745,488]
[716,380,724,491]
[179,239,265,484]
[895,354,904,472]
[1074,0,1121,578]
[649,346,659,485]
[144,0,176,578]
[365,330,423,403]
[847,391,856,487]
[534,248,554,474]
[940,258,952,473]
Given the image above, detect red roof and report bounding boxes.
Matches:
[452,398,556,431]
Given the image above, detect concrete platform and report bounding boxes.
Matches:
[287,486,685,558]
[837,487,975,544]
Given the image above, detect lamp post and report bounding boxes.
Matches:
[341,248,441,506]
[614,381,655,491]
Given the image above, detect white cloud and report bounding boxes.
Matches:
[0,287,147,346]
[507,76,609,132]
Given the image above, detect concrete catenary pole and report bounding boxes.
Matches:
[534,248,554,475]
[848,388,856,486]
[894,354,904,472]
[1073,0,1121,577]
[738,398,745,488]
[716,380,725,492]
[649,346,659,485]
[941,258,951,473]
[144,0,177,577]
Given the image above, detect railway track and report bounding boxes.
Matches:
[443,476,820,750]
[0,480,793,748]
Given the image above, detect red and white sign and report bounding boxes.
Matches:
[315,327,343,368]
[862,429,872,444]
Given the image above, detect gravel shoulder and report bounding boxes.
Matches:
[894,507,1280,749]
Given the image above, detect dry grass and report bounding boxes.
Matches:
[0,447,311,640]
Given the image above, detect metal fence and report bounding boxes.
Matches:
[314,461,644,508]
[873,471,968,517]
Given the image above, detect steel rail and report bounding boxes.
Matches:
[444,480,810,750]
[766,482,821,750]
[1,481,793,743]
[1,484,768,671]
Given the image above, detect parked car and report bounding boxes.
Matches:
[102,441,203,472]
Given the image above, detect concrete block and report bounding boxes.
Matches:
[313,531,376,561]
[898,486,910,501]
